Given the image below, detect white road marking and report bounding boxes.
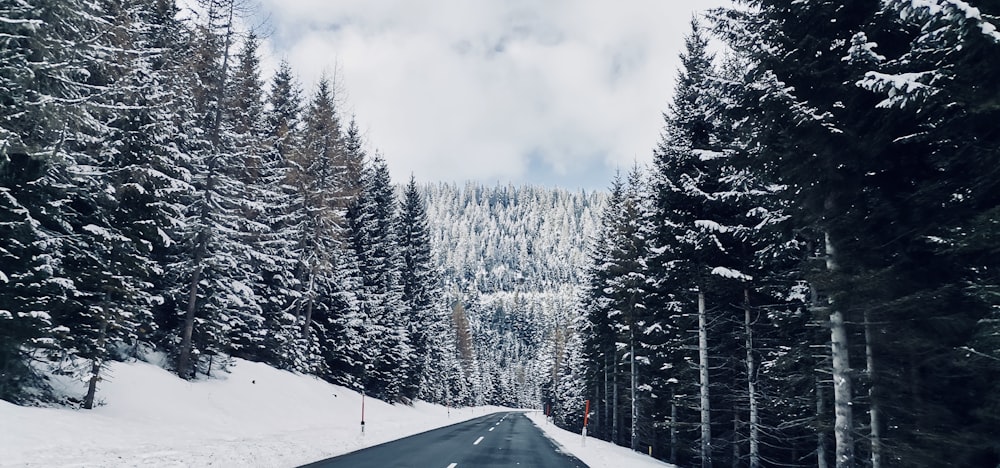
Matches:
[489,427,495,432]
[446,464,458,468]
[474,436,485,445]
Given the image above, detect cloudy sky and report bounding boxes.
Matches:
[252,0,731,190]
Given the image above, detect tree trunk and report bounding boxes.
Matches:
[670,394,678,464]
[865,311,881,468]
[83,359,102,410]
[826,233,854,468]
[732,406,739,468]
[209,0,235,146]
[831,300,855,468]
[613,356,620,446]
[177,237,206,379]
[302,285,315,340]
[83,314,108,410]
[630,330,639,451]
[745,289,760,468]
[604,353,610,441]
[817,376,830,468]
[699,289,712,468]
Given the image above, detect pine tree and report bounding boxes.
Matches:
[554,319,587,432]
[173,0,260,379]
[0,151,59,402]
[398,176,443,401]
[580,174,625,443]
[646,18,740,466]
[0,0,153,405]
[580,166,655,451]
[221,31,275,361]
[711,1,1000,465]
[288,75,348,376]
[0,0,76,400]
[256,58,305,369]
[348,154,411,402]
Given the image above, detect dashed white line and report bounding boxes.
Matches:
[474,436,485,445]
[489,427,495,432]
[446,463,458,468]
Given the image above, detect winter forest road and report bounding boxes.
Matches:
[299,411,587,468]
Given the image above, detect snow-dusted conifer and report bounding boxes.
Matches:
[348,155,411,402]
[398,176,445,401]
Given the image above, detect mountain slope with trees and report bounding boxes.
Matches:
[421,182,605,409]
[0,0,460,409]
[2,2,997,467]
[551,3,1000,468]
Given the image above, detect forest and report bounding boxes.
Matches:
[2,1,999,468]
[545,3,1000,468]
[0,0,469,409]
[422,182,604,409]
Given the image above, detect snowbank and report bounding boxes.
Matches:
[526,412,678,468]
[0,358,504,467]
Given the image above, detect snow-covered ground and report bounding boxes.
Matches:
[1,358,680,467]
[527,412,678,468]
[0,358,505,467]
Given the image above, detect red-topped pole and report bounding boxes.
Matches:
[361,389,366,434]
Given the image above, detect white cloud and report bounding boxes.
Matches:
[255,0,732,189]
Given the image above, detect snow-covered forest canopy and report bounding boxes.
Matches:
[0,0,604,418]
[2,1,1000,468]
[550,3,1000,468]
[0,0,466,408]
[422,182,604,409]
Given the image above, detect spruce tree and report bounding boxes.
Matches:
[173,0,260,379]
[290,75,346,373]
[580,174,625,443]
[257,58,305,369]
[348,155,411,402]
[398,176,444,401]
[712,1,1000,465]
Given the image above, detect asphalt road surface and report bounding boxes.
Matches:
[300,411,587,468]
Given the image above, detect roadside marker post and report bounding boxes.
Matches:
[361,388,366,434]
[582,399,590,446]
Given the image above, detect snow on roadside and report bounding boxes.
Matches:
[0,358,506,467]
[526,412,678,468]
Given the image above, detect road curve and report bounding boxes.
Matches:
[299,411,586,468]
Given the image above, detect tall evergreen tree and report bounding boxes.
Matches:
[398,176,444,401]
[256,58,305,369]
[292,75,343,350]
[172,0,259,379]
[712,1,1000,465]
[348,155,411,402]
[646,18,746,467]
[221,31,274,361]
[580,174,625,443]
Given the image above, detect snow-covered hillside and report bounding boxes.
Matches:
[0,358,505,467]
[420,182,605,409]
[1,355,676,467]
[423,182,604,293]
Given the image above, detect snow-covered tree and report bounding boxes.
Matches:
[348,155,410,401]
[398,176,445,401]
